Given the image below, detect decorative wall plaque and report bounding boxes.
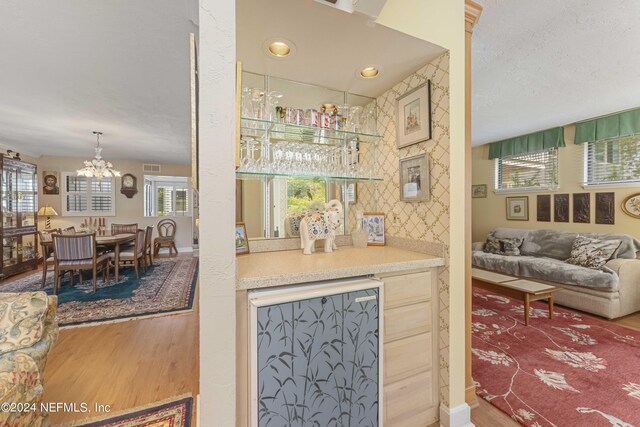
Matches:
[596,192,615,224]
[537,194,551,222]
[573,193,590,223]
[554,194,569,222]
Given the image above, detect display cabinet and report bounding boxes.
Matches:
[1,157,38,279]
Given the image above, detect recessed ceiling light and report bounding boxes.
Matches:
[263,38,296,59]
[268,42,291,57]
[360,67,380,78]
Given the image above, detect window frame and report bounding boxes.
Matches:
[60,172,116,216]
[583,136,640,187]
[494,148,559,193]
[143,176,191,218]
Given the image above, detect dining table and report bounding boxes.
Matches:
[43,232,136,283]
[95,232,136,282]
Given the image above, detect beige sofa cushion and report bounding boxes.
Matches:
[0,292,49,355]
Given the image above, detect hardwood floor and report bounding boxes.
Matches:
[2,256,199,426]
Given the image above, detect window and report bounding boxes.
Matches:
[585,136,640,185]
[61,173,115,216]
[495,149,558,191]
[144,176,190,217]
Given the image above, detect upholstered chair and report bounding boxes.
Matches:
[52,233,110,294]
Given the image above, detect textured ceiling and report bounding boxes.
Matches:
[0,0,197,163]
[472,0,640,146]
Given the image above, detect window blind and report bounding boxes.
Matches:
[585,136,640,185]
[62,173,115,216]
[496,149,558,190]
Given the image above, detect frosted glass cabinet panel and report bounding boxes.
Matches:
[250,279,381,427]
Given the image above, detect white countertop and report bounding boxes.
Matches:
[236,246,445,290]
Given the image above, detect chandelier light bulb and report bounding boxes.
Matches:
[77,131,121,179]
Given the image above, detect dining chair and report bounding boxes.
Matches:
[110,229,145,278]
[153,219,177,256]
[60,226,77,235]
[111,223,138,234]
[52,233,110,294]
[38,229,59,288]
[143,226,154,269]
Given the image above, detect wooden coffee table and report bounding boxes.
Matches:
[472,268,560,326]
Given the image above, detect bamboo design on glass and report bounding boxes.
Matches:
[257,289,379,426]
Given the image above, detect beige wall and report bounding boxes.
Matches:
[378,0,467,412]
[472,124,640,242]
[35,155,193,249]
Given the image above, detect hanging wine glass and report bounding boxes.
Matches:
[362,104,377,135]
[348,106,363,133]
[265,91,283,122]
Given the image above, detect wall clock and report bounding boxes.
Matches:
[120,173,138,198]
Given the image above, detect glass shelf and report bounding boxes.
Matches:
[236,171,382,182]
[240,117,382,145]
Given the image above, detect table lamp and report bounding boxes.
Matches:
[37,206,59,229]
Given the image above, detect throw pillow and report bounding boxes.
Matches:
[566,235,622,270]
[484,236,523,256]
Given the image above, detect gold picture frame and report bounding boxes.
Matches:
[621,193,640,219]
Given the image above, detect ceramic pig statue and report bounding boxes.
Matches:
[300,200,343,255]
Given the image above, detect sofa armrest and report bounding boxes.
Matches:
[605,258,640,275]
[472,241,484,251]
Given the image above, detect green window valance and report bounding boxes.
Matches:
[574,107,640,144]
[488,127,565,160]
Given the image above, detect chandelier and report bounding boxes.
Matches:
[77,131,121,178]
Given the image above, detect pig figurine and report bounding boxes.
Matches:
[300,200,343,255]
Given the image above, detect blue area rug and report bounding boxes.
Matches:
[0,256,198,327]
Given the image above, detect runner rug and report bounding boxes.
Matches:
[0,256,197,328]
[472,287,640,427]
[57,396,193,427]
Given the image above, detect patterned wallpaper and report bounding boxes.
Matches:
[353,51,451,411]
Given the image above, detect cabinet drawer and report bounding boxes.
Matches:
[384,301,431,342]
[384,333,432,384]
[384,271,431,308]
[384,370,435,427]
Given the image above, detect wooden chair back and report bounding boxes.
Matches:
[135,229,146,255]
[157,219,177,239]
[112,223,138,234]
[144,226,153,250]
[60,226,77,235]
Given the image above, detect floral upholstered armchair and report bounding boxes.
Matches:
[0,292,59,427]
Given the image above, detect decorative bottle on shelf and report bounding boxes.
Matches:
[351,210,368,248]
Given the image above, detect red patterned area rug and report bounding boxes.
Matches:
[472,287,640,427]
[57,396,192,427]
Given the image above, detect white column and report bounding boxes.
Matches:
[198,0,236,425]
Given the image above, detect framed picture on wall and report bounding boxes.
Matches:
[42,171,60,195]
[362,212,385,246]
[399,154,430,202]
[506,196,529,221]
[472,184,487,198]
[396,80,432,148]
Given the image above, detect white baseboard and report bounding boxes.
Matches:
[440,402,474,427]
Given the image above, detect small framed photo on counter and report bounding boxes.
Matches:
[362,212,385,246]
[399,153,430,202]
[235,222,250,255]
